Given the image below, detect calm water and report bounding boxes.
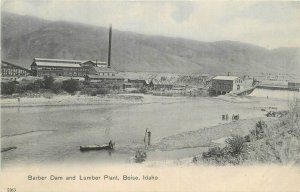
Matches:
[1,93,292,167]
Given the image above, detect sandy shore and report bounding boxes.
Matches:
[0,94,144,107]
[143,116,282,166]
[154,116,279,151]
[0,93,191,107]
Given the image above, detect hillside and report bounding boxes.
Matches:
[2,12,300,74]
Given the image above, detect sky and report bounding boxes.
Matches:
[2,0,300,49]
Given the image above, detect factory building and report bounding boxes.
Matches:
[30,58,109,77]
[1,60,32,77]
[211,76,243,95]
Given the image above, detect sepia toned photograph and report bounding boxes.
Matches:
[1,0,300,191]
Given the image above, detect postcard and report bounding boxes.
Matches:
[1,0,300,191]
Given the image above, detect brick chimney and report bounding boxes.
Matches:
[107,24,112,68]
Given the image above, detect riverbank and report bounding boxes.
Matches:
[153,116,278,151]
[143,116,279,165]
[0,94,144,107]
[0,93,193,108]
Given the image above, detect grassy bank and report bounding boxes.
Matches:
[192,99,300,166]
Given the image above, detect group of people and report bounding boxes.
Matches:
[222,114,240,121]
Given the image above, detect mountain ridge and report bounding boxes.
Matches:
[2,12,300,75]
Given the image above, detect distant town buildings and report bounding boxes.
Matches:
[85,74,124,84]
[150,79,173,90]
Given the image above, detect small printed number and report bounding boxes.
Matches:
[7,188,16,192]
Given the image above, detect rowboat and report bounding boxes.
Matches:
[1,146,17,152]
[80,142,114,152]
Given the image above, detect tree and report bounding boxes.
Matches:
[44,76,54,89]
[96,88,109,95]
[50,82,62,94]
[26,80,43,92]
[62,79,80,94]
[1,82,16,95]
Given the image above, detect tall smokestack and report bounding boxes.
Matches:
[107,24,112,68]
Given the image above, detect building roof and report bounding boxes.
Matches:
[87,74,124,80]
[35,58,86,64]
[212,76,239,81]
[33,58,106,68]
[2,60,31,72]
[93,66,116,73]
[34,61,82,68]
[151,79,174,85]
[128,79,146,82]
[81,60,106,65]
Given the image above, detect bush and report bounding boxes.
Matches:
[139,87,147,94]
[201,135,249,165]
[44,76,54,89]
[15,84,27,94]
[91,91,97,96]
[201,146,227,165]
[96,88,109,95]
[112,84,121,90]
[50,82,62,94]
[80,87,94,95]
[1,82,16,95]
[82,81,90,86]
[135,150,147,163]
[62,79,80,94]
[245,120,268,142]
[225,135,248,157]
[26,80,43,92]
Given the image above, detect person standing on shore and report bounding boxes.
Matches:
[144,128,148,148]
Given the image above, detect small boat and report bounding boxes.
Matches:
[80,141,114,152]
[1,146,17,152]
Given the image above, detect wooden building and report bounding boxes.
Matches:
[85,74,124,84]
[1,60,32,77]
[128,79,148,88]
[88,66,117,77]
[149,79,173,90]
[31,58,85,77]
[211,76,243,95]
[288,82,300,91]
[31,58,107,77]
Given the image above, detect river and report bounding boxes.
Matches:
[1,90,297,167]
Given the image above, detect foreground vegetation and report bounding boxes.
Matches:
[1,76,122,96]
[193,99,300,165]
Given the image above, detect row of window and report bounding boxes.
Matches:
[38,67,85,71]
[38,71,85,77]
[213,85,231,90]
[97,72,115,76]
[90,79,124,82]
